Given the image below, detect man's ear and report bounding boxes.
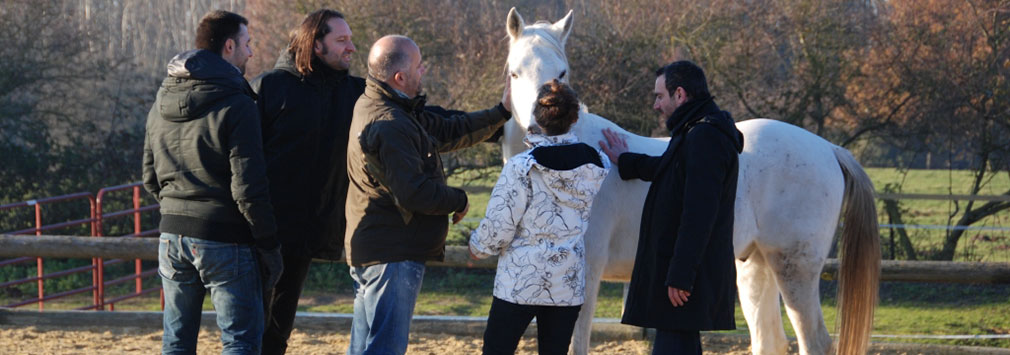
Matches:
[393,71,404,85]
[314,39,324,55]
[223,37,236,56]
[675,87,689,103]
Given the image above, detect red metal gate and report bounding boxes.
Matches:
[0,182,162,311]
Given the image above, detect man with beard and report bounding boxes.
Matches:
[599,61,743,354]
[250,9,362,354]
[143,10,281,354]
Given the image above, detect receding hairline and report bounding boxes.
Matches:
[370,35,418,59]
[367,35,420,80]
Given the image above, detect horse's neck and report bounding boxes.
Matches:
[571,112,668,156]
[501,110,668,162]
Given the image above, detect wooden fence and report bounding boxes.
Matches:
[2,234,1009,284]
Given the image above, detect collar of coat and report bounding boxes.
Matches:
[665,95,720,136]
[273,50,350,87]
[523,132,579,148]
[365,75,427,115]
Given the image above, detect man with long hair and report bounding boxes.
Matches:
[250,9,363,354]
[144,10,281,354]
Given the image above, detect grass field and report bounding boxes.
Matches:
[866,168,1010,262]
[2,168,1009,348]
[447,167,1010,262]
[13,263,1008,348]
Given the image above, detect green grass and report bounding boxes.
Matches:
[3,167,1009,348]
[446,167,1010,261]
[8,263,1008,348]
[866,168,1010,262]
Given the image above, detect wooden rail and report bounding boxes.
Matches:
[2,234,1009,284]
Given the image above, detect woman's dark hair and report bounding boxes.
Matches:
[533,79,580,136]
[195,10,248,55]
[288,9,345,75]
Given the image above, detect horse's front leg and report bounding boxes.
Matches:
[569,257,604,355]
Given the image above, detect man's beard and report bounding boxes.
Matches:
[319,43,349,71]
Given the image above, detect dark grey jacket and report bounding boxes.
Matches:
[344,77,509,266]
[142,49,277,247]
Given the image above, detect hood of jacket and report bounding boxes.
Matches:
[158,49,253,122]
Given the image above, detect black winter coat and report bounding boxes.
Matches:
[250,53,366,259]
[142,49,277,247]
[618,97,744,331]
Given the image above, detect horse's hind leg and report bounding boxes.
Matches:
[766,248,833,355]
[737,248,789,355]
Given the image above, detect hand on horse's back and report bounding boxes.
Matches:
[599,128,628,164]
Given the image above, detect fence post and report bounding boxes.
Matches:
[94,192,106,311]
[34,203,43,311]
[133,186,142,294]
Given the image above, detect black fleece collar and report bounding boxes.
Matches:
[665,95,719,136]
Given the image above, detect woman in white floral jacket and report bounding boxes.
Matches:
[469,79,610,355]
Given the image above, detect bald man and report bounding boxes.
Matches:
[343,35,511,354]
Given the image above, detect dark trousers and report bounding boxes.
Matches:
[651,329,702,355]
[482,297,582,355]
[260,249,313,355]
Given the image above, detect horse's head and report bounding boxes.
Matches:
[505,7,574,132]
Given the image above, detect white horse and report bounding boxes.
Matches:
[501,8,880,355]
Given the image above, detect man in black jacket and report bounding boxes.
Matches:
[250,10,364,354]
[600,61,744,354]
[142,10,281,354]
[344,35,511,354]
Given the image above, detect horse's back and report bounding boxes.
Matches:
[734,119,845,258]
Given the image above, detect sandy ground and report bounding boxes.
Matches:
[0,325,753,354]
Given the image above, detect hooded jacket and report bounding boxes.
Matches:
[250,52,366,259]
[344,77,510,266]
[142,49,277,247]
[617,97,744,331]
[469,133,609,306]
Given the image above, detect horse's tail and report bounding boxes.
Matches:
[832,147,881,355]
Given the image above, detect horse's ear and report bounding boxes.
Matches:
[507,7,525,42]
[551,10,574,44]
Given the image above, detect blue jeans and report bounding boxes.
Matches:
[347,261,426,355]
[158,233,263,355]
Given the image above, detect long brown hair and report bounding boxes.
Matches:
[288,9,344,75]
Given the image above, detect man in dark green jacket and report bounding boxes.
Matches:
[142,10,281,354]
[600,61,743,354]
[344,35,511,354]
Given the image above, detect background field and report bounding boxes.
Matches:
[4,168,1007,349]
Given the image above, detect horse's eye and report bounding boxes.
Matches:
[559,70,566,79]
[511,72,519,79]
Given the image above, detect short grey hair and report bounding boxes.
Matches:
[367,35,416,81]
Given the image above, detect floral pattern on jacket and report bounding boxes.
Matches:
[469,132,609,306]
